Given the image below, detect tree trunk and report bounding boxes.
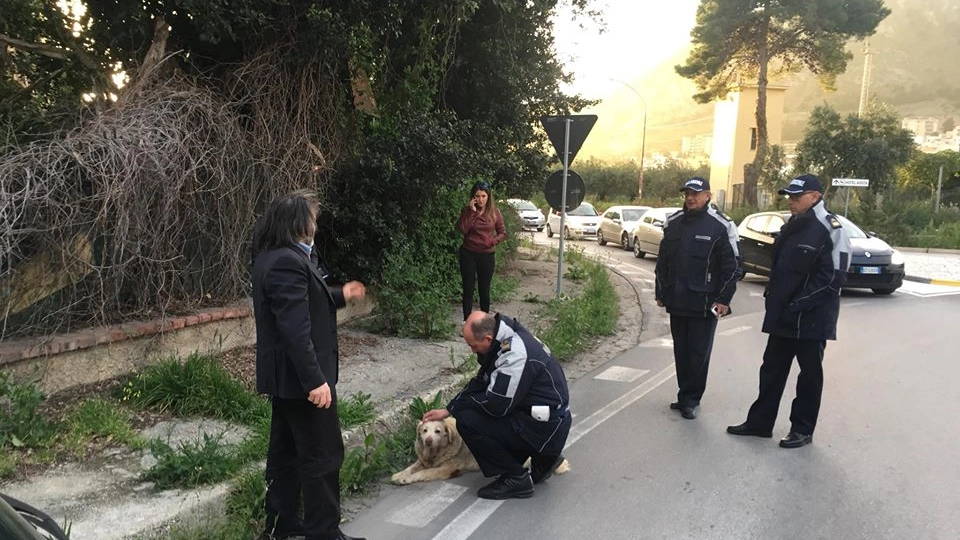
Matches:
[747,15,771,208]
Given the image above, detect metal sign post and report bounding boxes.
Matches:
[831,178,870,216]
[540,114,597,298]
[556,118,572,297]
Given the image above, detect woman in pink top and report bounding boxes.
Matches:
[456,181,506,320]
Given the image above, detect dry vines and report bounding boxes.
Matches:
[0,49,349,339]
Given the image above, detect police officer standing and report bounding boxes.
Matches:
[655,177,741,420]
[422,311,571,499]
[727,174,852,448]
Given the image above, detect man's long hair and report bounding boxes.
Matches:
[252,189,320,258]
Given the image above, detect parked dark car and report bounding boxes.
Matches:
[737,211,905,294]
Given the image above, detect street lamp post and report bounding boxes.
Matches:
[611,79,647,200]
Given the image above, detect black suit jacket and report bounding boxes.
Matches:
[252,245,346,399]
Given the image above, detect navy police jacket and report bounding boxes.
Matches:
[655,204,741,317]
[762,199,852,341]
[447,314,570,455]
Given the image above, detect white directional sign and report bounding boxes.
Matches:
[832,178,870,187]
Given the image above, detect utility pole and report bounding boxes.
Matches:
[935,165,944,213]
[858,41,873,117]
[610,79,647,200]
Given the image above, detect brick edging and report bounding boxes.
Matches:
[0,303,253,366]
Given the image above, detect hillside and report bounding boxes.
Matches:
[578,0,960,160]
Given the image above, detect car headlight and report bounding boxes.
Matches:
[890,249,904,266]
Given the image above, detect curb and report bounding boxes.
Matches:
[895,246,960,255]
[904,275,960,287]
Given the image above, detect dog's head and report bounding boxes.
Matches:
[414,417,462,465]
[416,419,455,449]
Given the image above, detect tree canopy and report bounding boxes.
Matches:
[793,103,915,195]
[676,0,890,206]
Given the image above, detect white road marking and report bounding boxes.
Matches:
[594,366,650,382]
[387,483,469,527]
[430,499,503,540]
[717,325,752,337]
[567,364,676,447]
[639,337,673,348]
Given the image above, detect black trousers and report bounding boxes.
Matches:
[669,314,718,407]
[459,248,496,320]
[746,335,826,436]
[455,408,571,478]
[264,395,344,539]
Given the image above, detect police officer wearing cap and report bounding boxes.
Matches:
[727,173,852,448]
[422,311,571,499]
[655,177,741,420]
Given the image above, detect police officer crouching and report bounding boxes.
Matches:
[727,174,852,448]
[421,311,571,499]
[655,177,742,420]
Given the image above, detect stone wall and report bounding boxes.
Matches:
[0,299,373,395]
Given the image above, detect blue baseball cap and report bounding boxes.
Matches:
[778,174,824,195]
[680,177,710,192]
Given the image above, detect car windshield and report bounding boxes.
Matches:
[837,215,868,239]
[514,200,538,211]
[568,203,598,216]
[621,209,646,222]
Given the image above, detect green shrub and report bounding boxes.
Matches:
[0,371,56,448]
[63,398,144,454]
[338,392,376,429]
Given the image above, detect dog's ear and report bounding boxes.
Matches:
[442,417,458,444]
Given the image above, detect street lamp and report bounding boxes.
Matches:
[610,79,647,200]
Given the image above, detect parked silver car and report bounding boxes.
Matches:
[631,207,682,258]
[598,205,651,251]
[504,199,546,232]
[546,202,600,240]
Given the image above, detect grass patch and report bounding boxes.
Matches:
[119,352,270,426]
[61,398,146,456]
[537,255,619,361]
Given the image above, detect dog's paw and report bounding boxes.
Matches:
[391,473,412,485]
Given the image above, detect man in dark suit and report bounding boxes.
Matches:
[251,189,367,540]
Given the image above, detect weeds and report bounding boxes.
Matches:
[339,392,376,429]
[143,433,242,490]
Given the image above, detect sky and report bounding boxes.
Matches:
[552,0,700,99]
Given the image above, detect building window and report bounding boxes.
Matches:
[750,128,757,150]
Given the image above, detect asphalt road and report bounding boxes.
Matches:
[344,232,960,540]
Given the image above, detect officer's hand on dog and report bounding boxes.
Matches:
[422,408,450,422]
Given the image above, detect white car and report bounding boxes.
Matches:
[504,199,546,232]
[545,202,600,240]
[597,205,651,251]
[631,207,682,258]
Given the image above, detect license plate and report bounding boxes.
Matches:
[584,227,597,234]
[859,266,881,274]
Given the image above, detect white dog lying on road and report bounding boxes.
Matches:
[391,417,570,485]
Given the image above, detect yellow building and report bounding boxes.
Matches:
[709,83,787,208]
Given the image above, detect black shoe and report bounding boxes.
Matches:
[726,422,773,438]
[680,405,699,419]
[669,401,681,410]
[530,454,565,484]
[779,432,813,448]
[477,470,535,499]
